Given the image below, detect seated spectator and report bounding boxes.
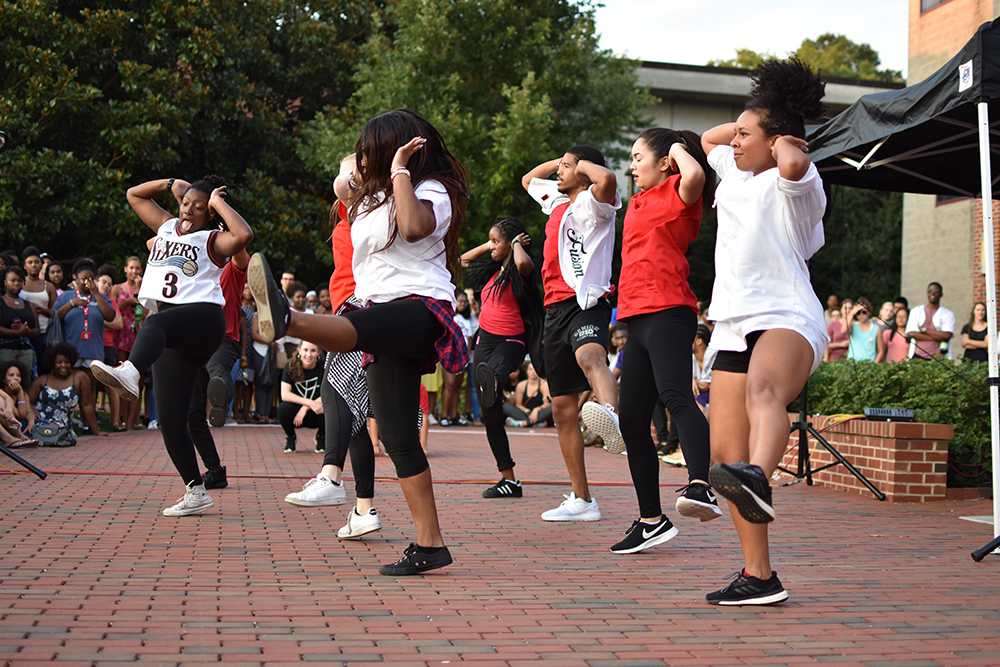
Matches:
[825,299,850,362]
[847,297,883,362]
[0,267,39,376]
[1,360,35,432]
[278,341,324,453]
[29,343,104,445]
[880,306,910,363]
[54,259,115,428]
[0,390,36,448]
[504,362,553,427]
[961,301,989,362]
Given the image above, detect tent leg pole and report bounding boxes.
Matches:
[975,101,1000,559]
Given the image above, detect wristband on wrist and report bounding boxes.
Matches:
[390,167,411,182]
[166,178,175,193]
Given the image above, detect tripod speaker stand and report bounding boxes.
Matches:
[777,387,885,501]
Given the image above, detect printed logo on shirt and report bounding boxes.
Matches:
[565,226,588,279]
[571,323,601,345]
[295,376,321,400]
[148,237,201,277]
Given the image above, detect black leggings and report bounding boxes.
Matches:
[277,401,325,445]
[130,302,225,486]
[474,329,527,473]
[321,375,375,499]
[345,300,443,479]
[619,307,710,517]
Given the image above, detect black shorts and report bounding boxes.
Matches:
[711,330,764,374]
[542,297,610,396]
[474,329,527,389]
[103,346,119,366]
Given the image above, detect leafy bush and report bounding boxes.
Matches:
[807,360,991,487]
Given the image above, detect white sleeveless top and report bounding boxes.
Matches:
[20,286,50,333]
[139,218,226,311]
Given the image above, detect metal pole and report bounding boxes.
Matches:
[977,101,1000,547]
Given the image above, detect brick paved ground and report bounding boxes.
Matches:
[2,425,999,666]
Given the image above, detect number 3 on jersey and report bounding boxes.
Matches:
[162,272,179,298]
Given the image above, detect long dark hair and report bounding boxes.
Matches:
[349,109,468,276]
[465,217,543,330]
[637,127,714,201]
[746,57,825,139]
[888,306,909,342]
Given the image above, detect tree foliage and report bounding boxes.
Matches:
[0,0,379,286]
[709,33,903,83]
[297,0,652,259]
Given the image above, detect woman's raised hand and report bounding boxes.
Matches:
[392,136,427,171]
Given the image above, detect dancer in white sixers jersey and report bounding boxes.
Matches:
[92,176,253,517]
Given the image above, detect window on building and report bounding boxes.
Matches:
[920,0,949,12]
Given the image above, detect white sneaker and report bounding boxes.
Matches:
[147,419,159,430]
[162,481,214,516]
[284,475,347,506]
[90,360,140,402]
[541,492,601,521]
[581,402,625,454]
[337,507,382,539]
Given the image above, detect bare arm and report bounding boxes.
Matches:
[77,372,102,435]
[875,328,886,363]
[126,179,177,233]
[773,136,811,182]
[208,188,254,258]
[389,137,438,242]
[521,158,561,191]
[512,236,535,276]
[668,142,706,206]
[28,377,43,405]
[460,241,491,267]
[280,382,312,407]
[513,381,529,413]
[232,248,251,271]
[575,159,617,205]
[701,122,736,156]
[95,293,115,322]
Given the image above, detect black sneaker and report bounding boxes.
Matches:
[709,462,775,523]
[475,362,498,408]
[609,515,678,554]
[283,439,295,454]
[706,570,788,606]
[203,465,228,489]
[207,376,228,428]
[675,482,722,521]
[378,544,453,576]
[247,253,289,343]
[314,432,325,453]
[482,478,523,498]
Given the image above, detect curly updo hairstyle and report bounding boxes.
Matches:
[746,57,825,139]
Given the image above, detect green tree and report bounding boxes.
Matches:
[709,33,903,83]
[297,0,652,257]
[0,0,378,288]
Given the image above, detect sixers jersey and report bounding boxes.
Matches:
[139,218,227,311]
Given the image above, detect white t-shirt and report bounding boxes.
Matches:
[527,178,621,310]
[351,179,457,306]
[905,304,956,358]
[139,218,226,311]
[704,146,829,371]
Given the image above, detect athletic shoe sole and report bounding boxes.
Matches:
[162,497,214,517]
[475,363,497,408]
[716,589,789,606]
[338,523,382,540]
[540,510,601,522]
[207,377,228,428]
[709,464,775,524]
[90,361,139,402]
[248,253,277,343]
[610,525,679,554]
[284,494,347,507]
[676,497,723,522]
[580,402,625,455]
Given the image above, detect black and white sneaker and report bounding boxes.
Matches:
[313,432,325,453]
[378,544,453,576]
[283,439,295,454]
[482,478,523,498]
[706,570,788,606]
[675,482,722,521]
[475,362,498,408]
[247,253,289,343]
[709,462,775,523]
[609,515,678,554]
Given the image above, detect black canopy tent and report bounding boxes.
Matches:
[808,19,1000,556]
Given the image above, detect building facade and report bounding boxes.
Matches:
[903,0,999,346]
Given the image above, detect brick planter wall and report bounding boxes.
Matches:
[780,415,953,502]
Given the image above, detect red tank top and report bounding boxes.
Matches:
[617,175,700,319]
[329,203,356,311]
[541,201,576,307]
[479,270,525,336]
[220,261,247,342]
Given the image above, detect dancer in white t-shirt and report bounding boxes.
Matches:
[699,58,829,606]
